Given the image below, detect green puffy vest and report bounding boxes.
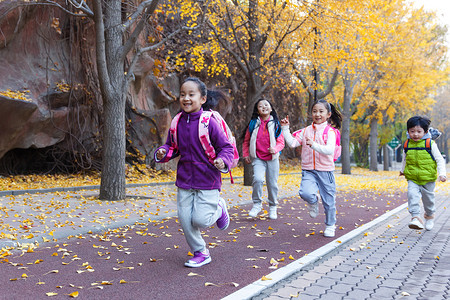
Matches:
[404,139,437,185]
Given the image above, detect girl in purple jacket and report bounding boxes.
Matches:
[155,77,234,268]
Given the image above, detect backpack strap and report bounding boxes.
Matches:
[169,112,182,148]
[403,138,435,160]
[158,112,182,163]
[198,110,216,164]
[425,138,435,160]
[323,125,339,144]
[403,139,409,153]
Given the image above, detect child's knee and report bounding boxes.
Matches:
[299,190,315,203]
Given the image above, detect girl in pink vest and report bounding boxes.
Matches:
[281,99,342,237]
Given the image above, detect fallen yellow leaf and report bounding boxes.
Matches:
[46,292,58,296]
[261,275,272,281]
[69,291,79,298]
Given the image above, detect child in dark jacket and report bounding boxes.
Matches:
[155,77,235,267]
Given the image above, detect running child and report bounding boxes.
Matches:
[281,99,342,237]
[154,77,235,267]
[400,115,446,231]
[242,99,284,219]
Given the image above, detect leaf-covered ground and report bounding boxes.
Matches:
[0,164,448,299]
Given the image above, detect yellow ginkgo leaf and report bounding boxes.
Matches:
[288,255,294,260]
[119,279,127,284]
[46,292,58,296]
[69,291,79,298]
[22,273,28,278]
[261,275,272,281]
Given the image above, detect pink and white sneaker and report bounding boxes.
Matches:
[184,250,211,268]
[216,197,230,230]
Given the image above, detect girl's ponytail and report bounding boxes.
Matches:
[329,103,342,130]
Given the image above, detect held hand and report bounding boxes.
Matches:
[439,175,447,182]
[280,115,290,126]
[305,136,313,147]
[214,158,225,170]
[244,157,252,164]
[156,148,166,160]
[268,146,276,154]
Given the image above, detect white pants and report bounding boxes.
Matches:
[252,157,280,207]
[407,180,435,218]
[177,188,221,252]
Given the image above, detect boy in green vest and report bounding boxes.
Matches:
[400,116,447,231]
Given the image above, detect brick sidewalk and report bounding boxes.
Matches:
[249,189,450,300]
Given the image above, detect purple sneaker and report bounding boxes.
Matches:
[184,250,211,268]
[217,197,230,230]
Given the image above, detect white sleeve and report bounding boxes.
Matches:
[432,142,446,177]
[282,125,301,148]
[400,150,406,173]
[311,129,335,155]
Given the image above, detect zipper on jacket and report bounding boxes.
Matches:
[187,114,190,123]
[313,124,316,169]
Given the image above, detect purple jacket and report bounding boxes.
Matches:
[155,109,234,190]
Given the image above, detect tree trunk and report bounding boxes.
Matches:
[243,0,265,186]
[383,144,389,171]
[94,0,127,200]
[369,116,378,171]
[341,78,353,174]
[243,83,260,186]
[100,93,126,200]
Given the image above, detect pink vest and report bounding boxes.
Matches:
[301,123,335,171]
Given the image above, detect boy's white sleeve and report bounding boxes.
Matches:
[311,130,335,155]
[400,150,406,173]
[432,143,446,177]
[282,125,301,148]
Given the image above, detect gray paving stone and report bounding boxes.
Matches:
[345,288,372,299]
[322,270,347,280]
[419,289,447,300]
[314,277,339,288]
[332,263,356,272]
[380,278,404,288]
[270,286,304,298]
[327,283,354,294]
[304,270,327,281]
[356,276,382,291]
[321,255,347,268]
[285,277,314,289]
[291,293,318,300]
[319,292,347,299]
[302,285,327,297]
[340,275,362,285]
[369,286,398,298]
[428,275,450,284]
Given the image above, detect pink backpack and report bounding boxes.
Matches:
[170,110,239,181]
[292,124,341,162]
